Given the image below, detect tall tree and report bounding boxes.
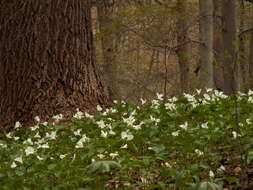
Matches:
[176,0,190,92]
[222,0,239,94]
[0,0,109,130]
[249,8,253,89]
[213,0,224,91]
[199,0,214,89]
[97,0,119,100]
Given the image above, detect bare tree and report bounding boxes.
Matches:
[199,0,214,89]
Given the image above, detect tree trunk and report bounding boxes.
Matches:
[0,0,109,131]
[213,0,224,91]
[176,0,190,93]
[222,0,239,94]
[97,0,119,100]
[249,10,253,89]
[199,0,214,89]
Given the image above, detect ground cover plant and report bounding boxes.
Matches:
[1,89,253,190]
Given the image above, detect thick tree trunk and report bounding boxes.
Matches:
[213,0,225,91]
[176,0,190,93]
[0,0,109,131]
[97,0,119,100]
[199,0,214,89]
[222,0,239,94]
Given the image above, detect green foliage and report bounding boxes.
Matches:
[1,89,253,189]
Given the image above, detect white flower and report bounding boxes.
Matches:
[24,138,33,145]
[165,103,176,111]
[196,89,202,94]
[60,154,66,159]
[74,129,82,136]
[85,112,93,119]
[75,141,84,148]
[248,89,253,96]
[201,122,208,129]
[13,136,20,141]
[195,149,204,156]
[132,124,141,130]
[123,115,136,126]
[31,125,39,131]
[34,132,41,138]
[25,146,36,156]
[109,130,116,135]
[184,93,196,102]
[73,108,84,119]
[52,114,63,122]
[113,100,118,104]
[140,98,146,105]
[101,130,108,138]
[34,116,40,123]
[0,143,7,148]
[232,131,237,139]
[14,156,23,163]
[37,156,43,160]
[97,105,103,111]
[109,152,119,159]
[156,93,163,100]
[97,154,105,159]
[97,120,106,129]
[246,119,252,125]
[121,144,128,149]
[204,94,211,101]
[14,121,21,129]
[172,131,179,136]
[6,132,12,139]
[248,97,253,103]
[39,143,49,149]
[179,122,188,130]
[46,131,57,140]
[42,122,48,126]
[217,165,225,173]
[209,170,215,178]
[150,115,160,123]
[11,162,17,168]
[165,162,171,168]
[121,131,134,141]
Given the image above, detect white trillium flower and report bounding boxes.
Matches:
[34,132,41,138]
[97,154,105,159]
[37,156,43,160]
[101,130,108,138]
[14,136,20,141]
[52,114,63,122]
[246,119,251,125]
[156,93,163,100]
[172,131,179,136]
[109,152,119,159]
[39,143,49,149]
[121,144,128,149]
[74,129,82,136]
[121,131,134,141]
[109,130,116,135]
[6,132,12,139]
[179,122,188,130]
[46,131,57,140]
[31,125,39,131]
[25,146,36,156]
[97,120,106,129]
[140,98,146,105]
[201,122,209,129]
[60,154,67,159]
[14,121,21,129]
[75,141,84,148]
[232,131,237,139]
[217,165,226,173]
[248,89,253,96]
[195,149,204,156]
[14,156,23,163]
[34,116,40,123]
[97,105,103,111]
[165,103,176,111]
[209,170,215,178]
[73,108,84,119]
[11,162,17,168]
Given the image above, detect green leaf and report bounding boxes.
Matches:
[87,160,121,173]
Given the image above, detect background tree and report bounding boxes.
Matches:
[199,0,214,89]
[0,0,109,130]
[222,0,240,94]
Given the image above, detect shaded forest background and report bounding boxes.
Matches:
[92,0,253,102]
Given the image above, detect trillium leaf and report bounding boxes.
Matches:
[87,160,121,173]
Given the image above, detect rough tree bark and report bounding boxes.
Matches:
[222,0,240,94]
[0,0,109,131]
[249,8,253,89]
[199,0,214,89]
[176,0,190,93]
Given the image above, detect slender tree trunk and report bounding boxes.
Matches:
[176,0,190,93]
[222,0,239,94]
[239,0,249,92]
[0,0,109,131]
[199,0,214,89]
[97,0,119,100]
[213,0,224,91]
[249,10,253,89]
